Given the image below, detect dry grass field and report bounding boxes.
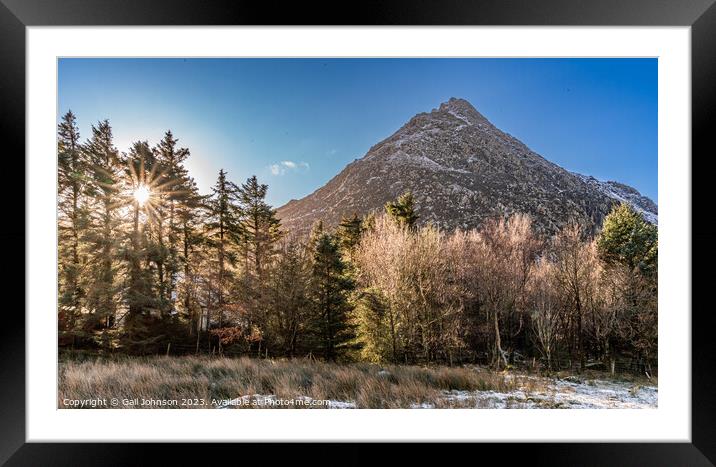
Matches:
[58,355,657,409]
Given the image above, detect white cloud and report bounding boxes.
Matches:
[269,160,310,176]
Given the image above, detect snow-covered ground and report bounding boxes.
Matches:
[413,376,657,409]
[215,375,657,410]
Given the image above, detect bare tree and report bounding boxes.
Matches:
[475,214,541,369]
[527,258,560,370]
[550,223,599,372]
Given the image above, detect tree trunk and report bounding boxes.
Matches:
[218,219,225,328]
[183,220,193,335]
[389,310,398,363]
[493,309,507,369]
[70,153,81,326]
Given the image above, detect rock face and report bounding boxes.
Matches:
[277,97,657,236]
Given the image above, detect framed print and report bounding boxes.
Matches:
[3,0,715,464]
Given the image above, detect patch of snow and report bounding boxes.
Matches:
[431,377,657,409]
[448,109,471,126]
[550,378,657,409]
[410,402,436,409]
[391,129,431,148]
[327,400,357,409]
[574,173,658,224]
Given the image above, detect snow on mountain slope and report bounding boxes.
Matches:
[277,98,657,235]
[574,174,657,225]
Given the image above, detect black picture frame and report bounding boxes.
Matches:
[2,0,714,465]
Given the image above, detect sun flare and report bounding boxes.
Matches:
[133,185,151,206]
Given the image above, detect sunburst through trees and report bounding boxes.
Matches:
[124,146,187,223]
[133,185,151,206]
[57,111,657,376]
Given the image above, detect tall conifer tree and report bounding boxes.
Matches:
[310,233,355,361]
[385,191,419,230]
[84,120,123,332]
[154,131,192,310]
[57,111,86,331]
[236,175,281,279]
[206,169,241,329]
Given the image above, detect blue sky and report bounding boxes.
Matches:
[58,58,657,206]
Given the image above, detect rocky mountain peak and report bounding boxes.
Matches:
[437,97,486,123]
[277,98,657,236]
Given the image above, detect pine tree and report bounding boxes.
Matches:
[351,288,393,363]
[265,241,312,357]
[128,140,173,320]
[308,220,325,252]
[154,131,193,311]
[57,110,86,332]
[206,169,241,329]
[385,191,419,230]
[309,232,355,361]
[237,175,281,278]
[597,203,658,369]
[176,176,207,335]
[234,175,281,353]
[121,141,163,341]
[336,213,363,262]
[597,203,658,276]
[83,120,123,333]
[361,212,376,233]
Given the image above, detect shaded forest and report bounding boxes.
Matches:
[57,112,658,374]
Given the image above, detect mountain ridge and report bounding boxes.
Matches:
[277,97,657,235]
